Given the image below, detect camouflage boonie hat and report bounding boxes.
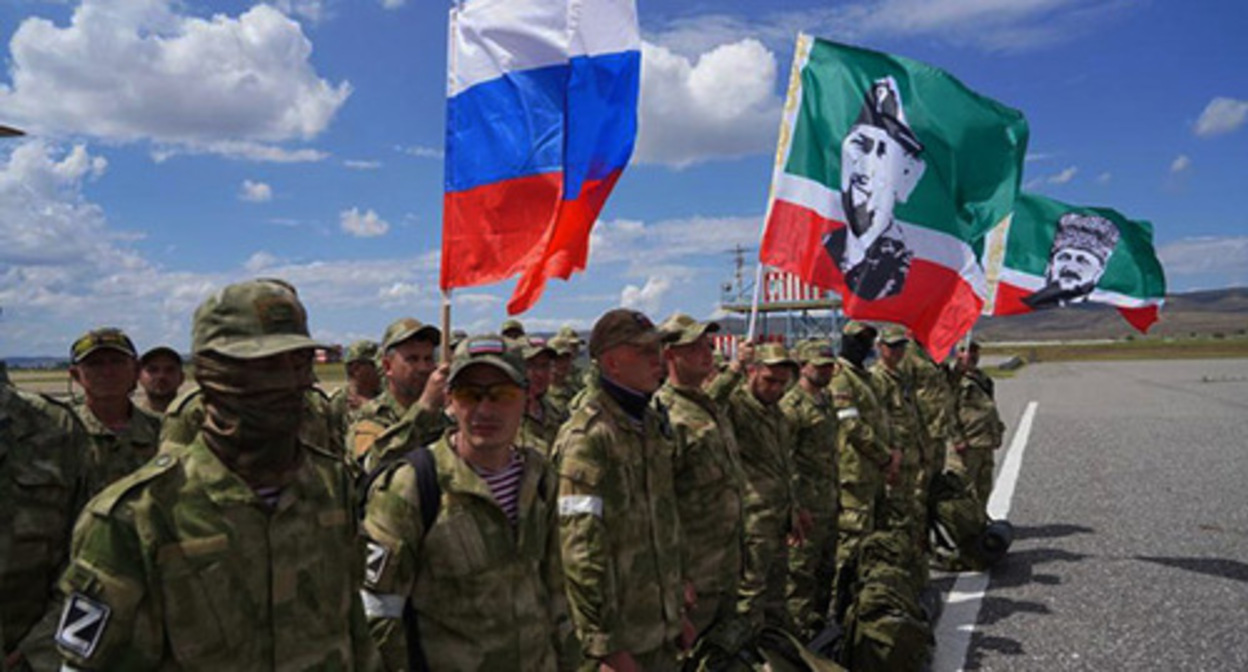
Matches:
[71,327,138,364]
[192,279,323,359]
[754,342,797,368]
[878,325,909,346]
[381,317,441,352]
[589,308,673,359]
[139,345,182,366]
[345,339,379,364]
[500,318,526,337]
[658,312,720,347]
[794,339,836,365]
[842,320,878,339]
[449,335,528,387]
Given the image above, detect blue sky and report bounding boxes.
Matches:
[0,0,1245,357]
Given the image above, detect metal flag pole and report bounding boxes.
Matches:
[440,289,453,363]
[746,262,765,343]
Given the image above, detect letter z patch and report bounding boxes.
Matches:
[57,593,111,659]
[364,539,390,587]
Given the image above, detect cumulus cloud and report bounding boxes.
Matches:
[1170,155,1191,174]
[273,1,328,24]
[1048,166,1078,184]
[635,39,781,167]
[239,180,273,202]
[340,207,390,237]
[244,251,279,272]
[1158,236,1248,286]
[0,1,350,161]
[621,275,673,314]
[589,215,761,272]
[1194,97,1248,137]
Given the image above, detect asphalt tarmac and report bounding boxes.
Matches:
[935,359,1248,671]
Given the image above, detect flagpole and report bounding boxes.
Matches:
[746,262,765,343]
[441,289,453,363]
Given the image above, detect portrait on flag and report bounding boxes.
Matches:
[1023,212,1121,309]
[822,75,925,300]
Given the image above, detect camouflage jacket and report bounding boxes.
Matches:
[360,434,577,672]
[520,396,569,459]
[1,383,89,669]
[356,399,452,475]
[552,387,685,659]
[656,382,745,599]
[546,376,582,418]
[327,386,375,452]
[779,383,840,515]
[869,364,926,475]
[74,401,161,496]
[830,359,893,477]
[161,387,344,460]
[953,369,1006,451]
[902,346,961,447]
[726,384,797,532]
[56,438,380,671]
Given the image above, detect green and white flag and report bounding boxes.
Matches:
[759,35,1028,357]
[982,191,1166,332]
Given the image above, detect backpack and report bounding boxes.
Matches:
[928,470,1014,571]
[836,530,933,672]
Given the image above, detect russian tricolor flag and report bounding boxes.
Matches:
[441,0,641,314]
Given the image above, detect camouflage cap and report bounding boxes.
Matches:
[658,312,720,347]
[548,335,576,357]
[71,327,138,364]
[589,308,673,359]
[513,335,556,361]
[500,318,526,337]
[842,320,878,339]
[878,325,909,346]
[556,324,584,345]
[344,339,380,364]
[139,345,182,366]
[754,342,797,368]
[381,317,441,352]
[794,339,836,365]
[449,335,528,387]
[192,279,323,359]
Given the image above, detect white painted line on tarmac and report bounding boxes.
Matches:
[933,400,1039,672]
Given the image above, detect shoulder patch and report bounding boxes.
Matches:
[363,538,390,587]
[56,593,111,659]
[87,451,180,515]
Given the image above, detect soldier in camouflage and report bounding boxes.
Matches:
[725,342,808,632]
[901,335,961,494]
[514,336,567,458]
[552,309,691,671]
[781,339,840,639]
[135,346,184,415]
[2,364,90,672]
[830,322,899,596]
[55,278,379,671]
[546,335,582,418]
[67,328,162,495]
[328,340,382,445]
[871,327,928,548]
[360,335,578,671]
[161,386,344,460]
[349,318,449,471]
[501,318,527,340]
[948,341,1005,510]
[655,313,746,637]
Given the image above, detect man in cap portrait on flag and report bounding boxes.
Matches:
[1023,212,1121,309]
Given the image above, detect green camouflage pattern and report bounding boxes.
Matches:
[948,368,1005,503]
[1,383,89,670]
[655,382,745,635]
[520,395,568,458]
[840,530,933,672]
[73,402,162,496]
[355,399,452,475]
[901,346,957,475]
[725,384,796,629]
[829,358,892,581]
[161,387,345,460]
[56,437,379,671]
[869,363,927,544]
[779,383,839,638]
[551,388,685,662]
[360,434,577,671]
[546,373,583,417]
[347,391,409,466]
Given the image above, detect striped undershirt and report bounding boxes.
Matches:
[470,450,524,526]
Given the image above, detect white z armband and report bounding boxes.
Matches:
[559,495,604,518]
[360,590,405,619]
[837,407,860,420]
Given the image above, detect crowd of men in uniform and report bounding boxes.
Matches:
[0,277,1006,672]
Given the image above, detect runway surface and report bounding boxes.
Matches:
[934,359,1248,671]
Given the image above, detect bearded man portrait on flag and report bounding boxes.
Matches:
[1022,212,1121,309]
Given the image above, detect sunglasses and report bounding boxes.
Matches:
[449,382,525,404]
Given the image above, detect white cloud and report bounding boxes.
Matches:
[344,159,382,170]
[1048,166,1078,184]
[1158,236,1248,278]
[339,207,390,238]
[244,251,280,272]
[239,179,273,202]
[398,145,443,159]
[636,39,781,167]
[621,275,673,314]
[589,215,761,273]
[1194,97,1248,138]
[1170,155,1191,174]
[1096,172,1112,185]
[381,0,406,9]
[0,1,350,161]
[273,0,328,24]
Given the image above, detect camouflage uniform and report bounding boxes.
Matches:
[830,356,893,580]
[56,438,378,671]
[360,434,577,671]
[949,367,1005,505]
[73,402,161,496]
[870,360,926,544]
[1,381,89,671]
[656,381,745,635]
[355,399,452,475]
[161,387,344,459]
[520,395,567,458]
[780,381,839,638]
[725,377,797,629]
[902,345,958,489]
[553,388,685,667]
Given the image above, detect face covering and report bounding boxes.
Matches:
[840,335,874,369]
[194,353,311,491]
